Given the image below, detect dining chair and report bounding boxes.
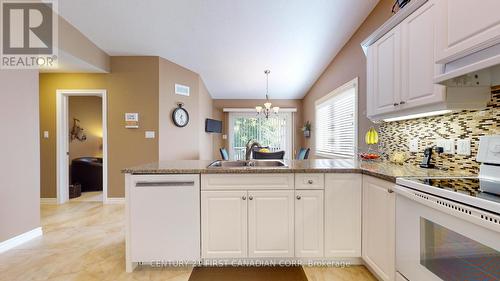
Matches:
[296,148,310,160]
[219,148,229,160]
[253,150,285,160]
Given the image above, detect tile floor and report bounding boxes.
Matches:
[0,202,377,281]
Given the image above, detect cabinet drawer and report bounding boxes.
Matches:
[201,174,294,190]
[295,174,324,190]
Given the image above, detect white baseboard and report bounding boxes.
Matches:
[105,197,125,204]
[0,227,43,254]
[40,198,57,204]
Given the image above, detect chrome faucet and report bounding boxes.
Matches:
[245,140,262,160]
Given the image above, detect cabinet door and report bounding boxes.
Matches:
[367,26,401,117]
[324,174,361,257]
[436,0,500,63]
[201,191,248,258]
[400,0,445,109]
[362,176,396,281]
[295,190,324,258]
[248,190,294,258]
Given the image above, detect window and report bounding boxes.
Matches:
[315,78,357,158]
[228,112,292,160]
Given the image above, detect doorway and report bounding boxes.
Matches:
[56,90,107,204]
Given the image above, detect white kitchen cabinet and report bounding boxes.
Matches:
[436,0,500,63]
[400,0,445,109]
[201,191,248,258]
[248,190,294,258]
[362,176,396,281]
[295,190,324,258]
[295,173,324,190]
[324,174,361,258]
[367,25,401,117]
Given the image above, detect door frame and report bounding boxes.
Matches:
[56,89,108,204]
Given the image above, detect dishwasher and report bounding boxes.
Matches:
[127,174,200,266]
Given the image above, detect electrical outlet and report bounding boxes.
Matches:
[409,139,419,153]
[43,131,49,139]
[457,139,471,156]
[436,139,455,154]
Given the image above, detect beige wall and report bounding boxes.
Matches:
[212,99,304,159]
[158,58,215,161]
[57,16,110,73]
[0,70,40,242]
[198,79,215,160]
[159,58,199,160]
[40,56,159,198]
[68,96,103,161]
[302,0,393,158]
[40,56,214,198]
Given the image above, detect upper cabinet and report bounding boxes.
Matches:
[436,0,500,64]
[367,26,401,117]
[400,0,446,109]
[363,0,490,121]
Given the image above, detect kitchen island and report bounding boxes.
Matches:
[123,159,470,275]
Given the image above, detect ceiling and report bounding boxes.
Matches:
[58,0,379,99]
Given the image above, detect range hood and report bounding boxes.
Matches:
[435,42,500,87]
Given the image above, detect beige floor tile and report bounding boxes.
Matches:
[0,201,376,281]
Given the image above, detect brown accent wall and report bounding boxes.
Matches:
[0,70,40,242]
[302,0,394,158]
[40,56,160,198]
[68,96,103,161]
[40,56,214,198]
[212,99,304,159]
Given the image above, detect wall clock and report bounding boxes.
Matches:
[172,103,189,127]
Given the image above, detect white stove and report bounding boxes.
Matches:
[394,135,500,281]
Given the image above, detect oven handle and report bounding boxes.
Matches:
[394,184,500,233]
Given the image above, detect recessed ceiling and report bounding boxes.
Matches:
[58,0,379,99]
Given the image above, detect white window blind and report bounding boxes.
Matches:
[315,78,357,158]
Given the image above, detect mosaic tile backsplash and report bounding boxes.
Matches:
[378,90,500,174]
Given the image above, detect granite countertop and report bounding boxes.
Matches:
[122,159,472,182]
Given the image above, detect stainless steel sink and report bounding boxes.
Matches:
[207,160,288,168]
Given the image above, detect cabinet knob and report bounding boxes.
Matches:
[387,189,394,194]
[400,101,406,105]
[296,195,301,200]
[248,196,253,200]
[393,103,399,107]
[242,195,247,200]
[307,180,314,184]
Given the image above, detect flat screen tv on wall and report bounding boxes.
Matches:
[205,118,222,133]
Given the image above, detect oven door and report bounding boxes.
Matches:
[394,185,500,281]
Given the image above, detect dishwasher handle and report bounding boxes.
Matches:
[135,181,195,187]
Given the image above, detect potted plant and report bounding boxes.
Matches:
[302,121,311,138]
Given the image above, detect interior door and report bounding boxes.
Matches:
[201,190,248,258]
[295,190,324,258]
[248,190,294,258]
[367,26,401,117]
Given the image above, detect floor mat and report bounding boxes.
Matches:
[188,266,308,281]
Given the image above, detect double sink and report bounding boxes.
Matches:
[207,160,288,168]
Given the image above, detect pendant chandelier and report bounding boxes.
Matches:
[256,70,279,118]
